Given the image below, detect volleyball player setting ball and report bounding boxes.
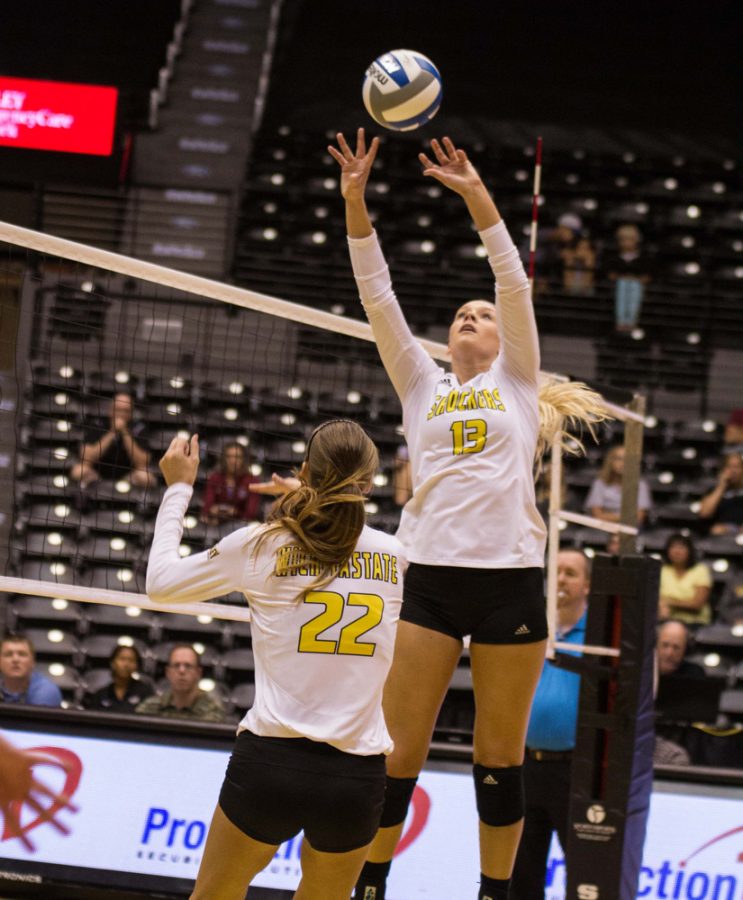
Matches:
[146,422,406,900]
[328,125,604,900]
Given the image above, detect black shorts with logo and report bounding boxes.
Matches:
[218,730,386,853]
[400,563,547,644]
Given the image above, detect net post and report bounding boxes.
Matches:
[565,553,659,899]
[546,431,564,659]
[619,393,646,554]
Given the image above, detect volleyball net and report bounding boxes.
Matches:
[0,220,644,658]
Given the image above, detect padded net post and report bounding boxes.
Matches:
[563,553,659,899]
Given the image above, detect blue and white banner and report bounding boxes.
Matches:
[0,728,741,898]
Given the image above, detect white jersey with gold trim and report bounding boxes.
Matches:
[147,483,406,755]
[348,220,546,568]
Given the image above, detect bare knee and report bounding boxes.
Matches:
[69,461,97,485]
[130,467,157,488]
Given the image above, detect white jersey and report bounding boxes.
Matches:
[147,483,406,755]
[348,220,546,568]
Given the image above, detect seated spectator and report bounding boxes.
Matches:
[393,443,412,507]
[699,452,743,535]
[717,567,743,626]
[70,392,156,488]
[200,442,261,526]
[657,620,704,678]
[135,645,225,722]
[83,645,153,713]
[724,408,743,451]
[603,224,653,332]
[658,533,712,626]
[584,446,651,527]
[561,233,597,295]
[539,213,594,294]
[0,634,62,707]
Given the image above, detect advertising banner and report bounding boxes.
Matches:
[0,728,741,898]
[0,77,118,155]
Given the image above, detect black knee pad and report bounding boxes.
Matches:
[379,776,418,828]
[473,763,524,827]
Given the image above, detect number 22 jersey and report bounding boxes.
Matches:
[348,220,547,569]
[147,482,406,756]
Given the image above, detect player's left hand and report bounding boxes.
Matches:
[159,434,200,486]
[419,137,485,197]
[248,473,301,495]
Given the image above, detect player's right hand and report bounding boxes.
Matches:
[159,434,200,486]
[327,128,380,201]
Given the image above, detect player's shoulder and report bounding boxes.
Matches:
[358,524,405,557]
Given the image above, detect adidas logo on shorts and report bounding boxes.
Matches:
[483,774,498,785]
[514,623,531,635]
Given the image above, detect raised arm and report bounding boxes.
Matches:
[420,137,539,383]
[146,436,247,603]
[328,129,436,401]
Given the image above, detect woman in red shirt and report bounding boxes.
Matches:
[201,442,262,524]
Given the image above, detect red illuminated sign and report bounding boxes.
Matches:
[0,76,118,156]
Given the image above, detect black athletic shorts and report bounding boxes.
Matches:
[218,730,386,853]
[400,563,547,644]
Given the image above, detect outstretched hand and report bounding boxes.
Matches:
[327,128,380,201]
[0,736,79,852]
[419,137,485,197]
[248,473,301,496]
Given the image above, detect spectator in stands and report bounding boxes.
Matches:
[70,392,156,488]
[83,645,153,713]
[658,533,712,626]
[657,620,704,678]
[717,568,743,625]
[699,451,743,535]
[584,445,651,527]
[511,549,590,898]
[603,224,653,332]
[539,213,595,294]
[135,645,225,722]
[200,442,261,526]
[724,409,743,451]
[393,443,412,506]
[0,634,62,707]
[560,232,597,296]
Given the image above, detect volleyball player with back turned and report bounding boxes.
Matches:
[146,419,406,900]
[329,129,604,900]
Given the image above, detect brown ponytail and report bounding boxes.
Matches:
[259,419,379,592]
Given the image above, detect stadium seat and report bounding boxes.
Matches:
[230,682,255,714]
[21,628,80,665]
[8,595,85,635]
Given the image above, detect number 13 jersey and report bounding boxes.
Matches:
[348,220,547,569]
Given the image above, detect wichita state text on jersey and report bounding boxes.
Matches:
[147,482,406,756]
[349,220,546,569]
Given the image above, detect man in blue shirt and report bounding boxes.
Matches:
[0,635,62,707]
[511,549,590,898]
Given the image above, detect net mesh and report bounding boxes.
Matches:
[0,228,420,703]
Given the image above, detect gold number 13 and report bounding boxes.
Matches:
[298,591,384,657]
[450,419,487,455]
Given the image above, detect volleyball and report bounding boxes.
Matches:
[362,49,442,132]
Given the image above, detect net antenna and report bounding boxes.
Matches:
[0,219,643,652]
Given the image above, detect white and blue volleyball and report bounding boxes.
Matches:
[362,49,442,132]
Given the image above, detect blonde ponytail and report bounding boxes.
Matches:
[536,376,610,469]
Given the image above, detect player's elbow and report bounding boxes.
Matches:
[146,567,176,604]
